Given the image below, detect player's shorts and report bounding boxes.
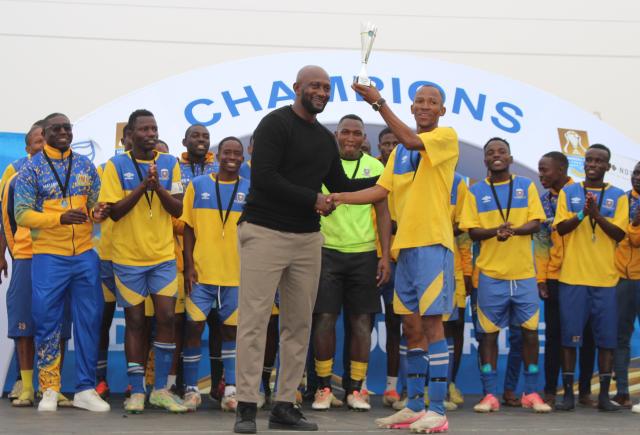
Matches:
[186,283,238,325]
[100,259,117,303]
[113,260,177,308]
[314,248,380,315]
[7,259,72,339]
[144,271,185,316]
[558,283,616,349]
[476,272,539,334]
[393,244,454,316]
[379,261,396,307]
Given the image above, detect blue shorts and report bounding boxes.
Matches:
[394,245,454,316]
[559,283,617,349]
[186,283,238,325]
[100,260,117,303]
[113,260,177,308]
[380,261,396,306]
[7,259,72,339]
[476,273,539,334]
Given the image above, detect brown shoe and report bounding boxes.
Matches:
[578,394,596,408]
[502,389,521,407]
[543,392,556,407]
[611,393,632,409]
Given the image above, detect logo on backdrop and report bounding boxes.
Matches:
[558,128,589,179]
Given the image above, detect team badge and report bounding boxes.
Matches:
[515,188,524,199]
[604,198,614,209]
[363,168,370,176]
[75,173,90,187]
[236,192,246,203]
[160,168,169,181]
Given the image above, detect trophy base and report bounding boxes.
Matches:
[354,76,376,87]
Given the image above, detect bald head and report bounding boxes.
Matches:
[296,65,329,83]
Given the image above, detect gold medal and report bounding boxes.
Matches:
[149,209,153,219]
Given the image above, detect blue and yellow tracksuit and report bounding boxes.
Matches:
[15,144,103,393]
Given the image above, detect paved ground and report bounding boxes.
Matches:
[1,394,639,434]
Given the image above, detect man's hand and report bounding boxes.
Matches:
[146,163,159,191]
[538,281,549,299]
[464,275,473,296]
[584,191,600,218]
[376,257,391,287]
[184,266,198,296]
[315,193,335,216]
[352,83,382,105]
[325,192,345,207]
[60,208,89,225]
[92,202,112,222]
[496,222,514,242]
[0,255,7,284]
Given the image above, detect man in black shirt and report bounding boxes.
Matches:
[233,65,377,434]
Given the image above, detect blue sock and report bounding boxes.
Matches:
[221,340,236,386]
[428,339,449,416]
[97,349,108,380]
[153,341,176,390]
[183,346,201,389]
[480,363,497,396]
[127,362,145,394]
[524,364,539,394]
[397,339,407,394]
[446,336,454,387]
[407,348,427,412]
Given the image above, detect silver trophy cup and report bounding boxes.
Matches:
[355,22,378,87]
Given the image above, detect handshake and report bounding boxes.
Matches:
[315,193,345,216]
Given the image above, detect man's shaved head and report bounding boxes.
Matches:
[296,65,329,83]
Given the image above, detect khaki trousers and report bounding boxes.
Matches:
[236,222,323,403]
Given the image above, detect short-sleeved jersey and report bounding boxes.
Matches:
[180,175,249,286]
[451,173,470,276]
[239,160,251,181]
[321,153,384,253]
[615,190,640,279]
[178,152,217,188]
[554,182,628,287]
[2,173,32,259]
[460,175,545,280]
[533,179,574,283]
[378,127,459,252]
[98,151,183,266]
[15,145,100,256]
[0,157,28,199]
[94,163,115,261]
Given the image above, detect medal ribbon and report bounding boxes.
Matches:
[489,176,514,223]
[43,150,73,207]
[130,151,156,217]
[215,175,240,238]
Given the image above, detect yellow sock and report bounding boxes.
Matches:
[350,361,368,382]
[20,370,34,394]
[314,358,333,378]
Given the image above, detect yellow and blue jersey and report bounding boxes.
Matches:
[98,151,182,266]
[0,156,29,199]
[179,152,217,188]
[180,174,249,286]
[615,190,640,279]
[460,175,545,280]
[554,182,628,287]
[94,163,115,261]
[239,160,252,181]
[378,127,459,253]
[15,145,100,256]
[2,173,33,259]
[450,173,471,304]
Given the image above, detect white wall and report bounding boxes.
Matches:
[1,0,639,144]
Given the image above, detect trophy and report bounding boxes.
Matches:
[354,21,378,87]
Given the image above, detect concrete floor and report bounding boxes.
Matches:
[1,394,639,434]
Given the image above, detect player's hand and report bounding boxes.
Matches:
[315,193,335,216]
[92,202,111,222]
[376,257,391,287]
[0,255,7,284]
[496,223,513,241]
[538,281,549,299]
[60,208,89,225]
[464,275,473,296]
[326,192,345,207]
[584,192,598,217]
[146,163,159,191]
[184,266,198,296]
[351,83,382,105]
